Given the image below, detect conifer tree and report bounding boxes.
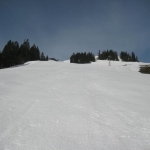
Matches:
[13,41,20,65]
[70,52,95,63]
[29,44,40,61]
[46,55,48,61]
[98,50,100,59]
[131,52,136,61]
[100,50,118,61]
[0,51,3,68]
[0,39,49,69]
[2,40,19,67]
[40,52,45,61]
[19,39,30,62]
[120,51,138,62]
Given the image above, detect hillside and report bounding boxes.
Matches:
[0,60,150,150]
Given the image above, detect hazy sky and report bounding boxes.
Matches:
[0,0,150,62]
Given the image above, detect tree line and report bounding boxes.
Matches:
[97,50,118,60]
[70,52,95,63]
[70,50,138,64]
[0,39,48,69]
[120,51,138,62]
[97,50,138,62]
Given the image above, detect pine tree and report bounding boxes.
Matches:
[29,44,40,61]
[100,50,118,61]
[13,41,20,65]
[0,51,3,68]
[46,55,48,61]
[19,39,30,62]
[131,52,136,61]
[2,40,19,67]
[40,52,45,61]
[98,50,100,59]
[70,52,95,64]
[0,39,49,69]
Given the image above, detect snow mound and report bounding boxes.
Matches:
[63,60,70,63]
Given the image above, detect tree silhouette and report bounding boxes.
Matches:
[70,52,95,63]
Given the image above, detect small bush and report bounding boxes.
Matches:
[139,65,150,74]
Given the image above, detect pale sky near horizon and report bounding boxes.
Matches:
[0,0,150,62]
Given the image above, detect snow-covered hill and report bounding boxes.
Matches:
[0,60,150,150]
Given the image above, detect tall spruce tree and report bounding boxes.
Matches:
[98,50,100,59]
[46,55,48,61]
[19,39,30,63]
[0,51,3,68]
[13,41,20,65]
[2,40,19,67]
[131,52,136,61]
[29,44,40,61]
[40,52,45,61]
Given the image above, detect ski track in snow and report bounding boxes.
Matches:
[0,60,150,150]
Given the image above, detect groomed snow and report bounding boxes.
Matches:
[0,60,150,150]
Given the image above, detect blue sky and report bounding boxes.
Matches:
[0,0,150,62]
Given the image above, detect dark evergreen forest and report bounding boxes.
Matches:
[0,39,139,68]
[97,50,138,62]
[0,39,48,69]
[120,51,138,62]
[97,50,118,61]
[70,52,95,63]
[70,50,138,64]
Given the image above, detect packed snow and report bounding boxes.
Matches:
[0,60,150,150]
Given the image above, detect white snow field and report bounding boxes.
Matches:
[0,60,150,150]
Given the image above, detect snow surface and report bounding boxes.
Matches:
[0,60,150,150]
[118,56,122,61]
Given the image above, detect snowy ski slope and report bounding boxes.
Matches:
[0,60,150,150]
